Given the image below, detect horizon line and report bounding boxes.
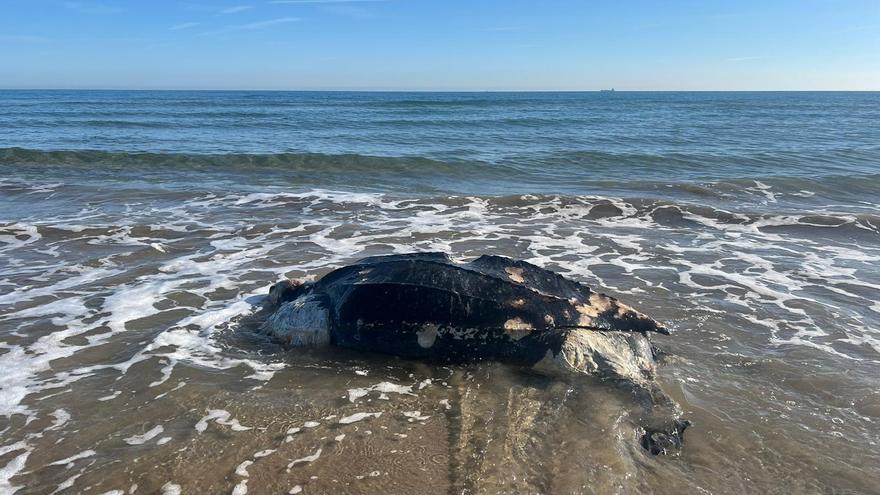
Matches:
[1,87,879,93]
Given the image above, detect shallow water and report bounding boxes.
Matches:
[1,91,879,494]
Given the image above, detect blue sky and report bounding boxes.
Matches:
[1,0,878,90]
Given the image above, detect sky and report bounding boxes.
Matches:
[0,0,878,90]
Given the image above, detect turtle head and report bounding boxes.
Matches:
[266,278,312,309]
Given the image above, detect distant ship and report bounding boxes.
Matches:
[599,88,615,93]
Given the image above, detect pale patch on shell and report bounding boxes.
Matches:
[574,303,596,326]
[446,326,479,340]
[503,317,534,340]
[590,293,614,310]
[417,323,439,348]
[509,298,527,308]
[505,267,525,283]
[573,293,617,326]
[615,300,650,321]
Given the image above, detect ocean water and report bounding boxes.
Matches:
[0,90,879,494]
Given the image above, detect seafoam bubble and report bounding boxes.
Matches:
[98,391,122,401]
[347,381,415,403]
[232,480,248,495]
[161,482,182,495]
[235,460,253,477]
[51,473,83,495]
[0,441,31,494]
[46,409,71,431]
[287,448,322,469]
[124,425,164,445]
[339,412,382,424]
[403,411,431,422]
[195,410,251,433]
[48,450,96,469]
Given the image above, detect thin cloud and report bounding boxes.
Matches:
[270,0,386,4]
[727,56,766,62]
[235,17,300,29]
[632,22,664,31]
[221,5,253,14]
[0,35,51,43]
[324,5,375,19]
[62,1,123,14]
[200,16,301,35]
[838,24,880,33]
[170,22,202,31]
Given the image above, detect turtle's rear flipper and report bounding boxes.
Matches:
[641,419,690,455]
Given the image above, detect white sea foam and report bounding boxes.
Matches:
[48,450,96,468]
[98,391,122,401]
[50,473,82,495]
[235,460,253,477]
[195,410,251,433]
[0,441,31,494]
[232,480,249,495]
[47,409,71,431]
[124,425,164,445]
[403,411,431,422]
[347,381,415,402]
[287,448,322,468]
[161,482,181,495]
[339,412,382,424]
[2,183,880,490]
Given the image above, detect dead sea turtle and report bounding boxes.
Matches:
[260,252,688,454]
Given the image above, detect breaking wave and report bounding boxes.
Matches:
[3,147,880,201]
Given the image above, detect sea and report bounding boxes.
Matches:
[0,90,878,494]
